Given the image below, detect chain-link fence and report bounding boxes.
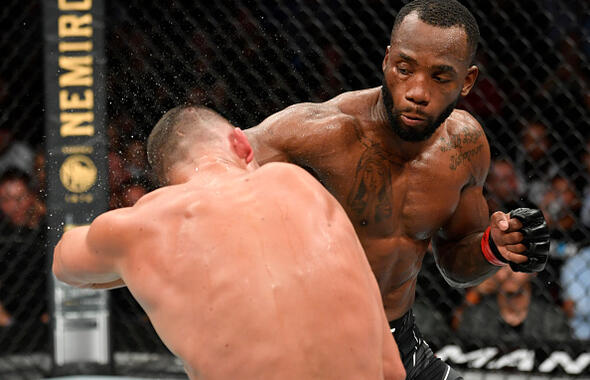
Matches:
[1,0,589,378]
[103,1,589,376]
[0,0,50,378]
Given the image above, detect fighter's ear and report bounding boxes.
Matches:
[230,127,254,164]
[382,45,391,72]
[461,65,479,97]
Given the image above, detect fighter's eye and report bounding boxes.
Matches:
[397,65,410,75]
[433,76,450,83]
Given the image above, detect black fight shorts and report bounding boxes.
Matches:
[389,309,463,380]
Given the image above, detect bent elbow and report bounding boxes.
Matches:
[442,274,479,289]
[437,263,484,289]
[439,266,491,288]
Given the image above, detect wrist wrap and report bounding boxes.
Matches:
[481,226,508,267]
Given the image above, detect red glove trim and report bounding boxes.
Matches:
[481,226,508,267]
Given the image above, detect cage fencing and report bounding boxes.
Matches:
[0,0,589,378]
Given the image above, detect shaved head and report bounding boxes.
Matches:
[392,0,479,63]
[147,105,232,183]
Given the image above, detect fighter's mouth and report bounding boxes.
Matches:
[400,113,426,126]
[401,113,425,121]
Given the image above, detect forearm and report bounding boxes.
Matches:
[244,128,288,165]
[53,250,121,288]
[54,252,123,289]
[433,231,499,288]
[53,227,120,288]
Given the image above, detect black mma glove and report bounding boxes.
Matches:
[481,208,549,273]
[506,208,550,273]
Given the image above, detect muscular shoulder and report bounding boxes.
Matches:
[87,188,168,250]
[86,207,132,254]
[441,109,490,185]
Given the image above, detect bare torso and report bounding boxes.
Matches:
[247,87,489,320]
[103,163,399,379]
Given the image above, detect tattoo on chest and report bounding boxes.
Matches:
[347,145,393,225]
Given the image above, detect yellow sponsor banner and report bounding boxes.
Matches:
[43,0,111,371]
[45,0,107,224]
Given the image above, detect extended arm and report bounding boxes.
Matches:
[53,213,124,289]
[244,108,293,164]
[245,102,334,165]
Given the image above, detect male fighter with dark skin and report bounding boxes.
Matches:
[245,1,549,379]
[53,106,405,380]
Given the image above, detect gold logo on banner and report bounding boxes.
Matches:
[59,154,97,193]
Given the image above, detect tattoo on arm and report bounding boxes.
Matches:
[450,144,483,170]
[439,128,483,152]
[440,134,462,152]
[439,128,484,170]
[461,128,483,145]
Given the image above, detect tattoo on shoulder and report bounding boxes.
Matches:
[439,127,483,152]
[461,128,483,145]
[449,144,483,170]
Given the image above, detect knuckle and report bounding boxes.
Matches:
[491,211,505,222]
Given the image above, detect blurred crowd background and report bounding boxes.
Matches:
[0,0,588,378]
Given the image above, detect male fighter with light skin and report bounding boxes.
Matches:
[53,106,405,380]
[245,0,549,378]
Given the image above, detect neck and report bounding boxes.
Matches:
[170,155,245,185]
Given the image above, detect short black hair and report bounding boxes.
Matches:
[392,0,480,62]
[146,105,228,183]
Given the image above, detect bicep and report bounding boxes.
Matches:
[245,124,290,164]
[246,102,322,165]
[435,120,491,246]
